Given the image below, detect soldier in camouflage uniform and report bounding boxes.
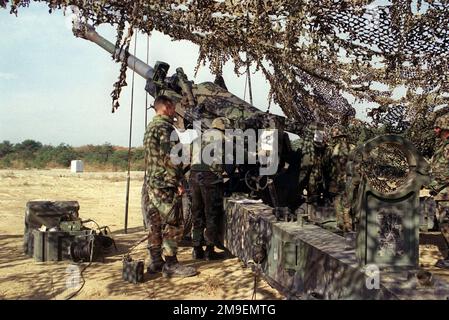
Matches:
[427,113,449,268]
[144,95,197,277]
[190,117,230,260]
[298,123,328,203]
[327,125,355,232]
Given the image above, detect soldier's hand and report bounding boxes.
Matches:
[177,185,185,195]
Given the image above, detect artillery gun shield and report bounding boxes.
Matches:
[352,135,430,269]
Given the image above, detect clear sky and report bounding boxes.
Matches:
[0,3,289,147]
[0,2,402,147]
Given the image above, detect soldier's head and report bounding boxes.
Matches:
[211,117,230,132]
[154,95,176,118]
[331,125,347,139]
[434,113,449,140]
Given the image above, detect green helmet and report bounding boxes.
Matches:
[331,125,347,138]
[435,113,449,131]
[211,117,230,130]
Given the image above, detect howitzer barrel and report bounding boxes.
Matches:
[73,22,307,134]
[74,23,154,82]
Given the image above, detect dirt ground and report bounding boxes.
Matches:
[0,169,282,300]
[1,169,449,300]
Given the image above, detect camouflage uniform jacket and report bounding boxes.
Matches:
[144,115,183,189]
[190,129,226,177]
[327,138,355,194]
[428,138,449,200]
[291,134,314,183]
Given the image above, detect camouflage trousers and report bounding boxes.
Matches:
[146,187,183,257]
[189,171,224,247]
[334,193,352,232]
[436,201,449,251]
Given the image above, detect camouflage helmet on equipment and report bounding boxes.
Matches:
[331,125,347,138]
[435,113,449,131]
[211,117,231,131]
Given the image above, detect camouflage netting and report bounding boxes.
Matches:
[362,142,410,193]
[5,0,449,155]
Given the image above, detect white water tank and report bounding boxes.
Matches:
[70,160,84,173]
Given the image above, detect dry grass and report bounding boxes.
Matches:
[1,171,17,179]
[0,169,283,300]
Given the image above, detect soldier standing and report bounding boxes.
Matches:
[190,117,230,260]
[427,113,449,268]
[144,95,197,277]
[307,123,328,203]
[327,125,354,232]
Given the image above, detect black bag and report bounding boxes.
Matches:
[122,255,144,284]
[23,201,80,256]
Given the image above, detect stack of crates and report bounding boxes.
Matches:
[32,229,94,262]
[23,201,94,262]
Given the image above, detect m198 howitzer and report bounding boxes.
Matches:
[73,22,304,210]
[71,24,449,300]
[73,23,305,135]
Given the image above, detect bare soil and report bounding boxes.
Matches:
[0,169,282,300]
[1,169,448,300]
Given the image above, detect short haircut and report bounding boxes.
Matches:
[154,95,174,110]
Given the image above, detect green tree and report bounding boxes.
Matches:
[99,142,114,162]
[34,145,55,168]
[53,144,78,167]
[0,140,13,158]
[14,139,43,153]
[13,139,42,162]
[132,147,145,161]
[110,150,129,170]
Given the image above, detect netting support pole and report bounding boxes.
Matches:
[246,60,253,105]
[124,31,138,234]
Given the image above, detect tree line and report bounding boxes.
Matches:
[0,140,145,171]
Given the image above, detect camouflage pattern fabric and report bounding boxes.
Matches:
[427,135,449,252]
[190,129,226,177]
[345,149,364,226]
[435,202,449,252]
[211,117,230,131]
[307,143,328,200]
[327,137,355,194]
[291,137,309,190]
[346,119,377,147]
[190,126,226,247]
[145,190,183,257]
[61,1,449,129]
[292,126,327,199]
[327,136,354,231]
[143,115,183,189]
[428,139,449,200]
[143,114,184,257]
[435,114,449,131]
[190,171,224,247]
[334,194,352,232]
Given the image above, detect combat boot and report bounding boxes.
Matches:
[204,245,224,261]
[147,247,165,274]
[162,255,197,278]
[192,246,205,260]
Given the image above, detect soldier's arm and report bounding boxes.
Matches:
[159,124,183,188]
[428,145,449,194]
[428,171,449,194]
[143,126,155,176]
